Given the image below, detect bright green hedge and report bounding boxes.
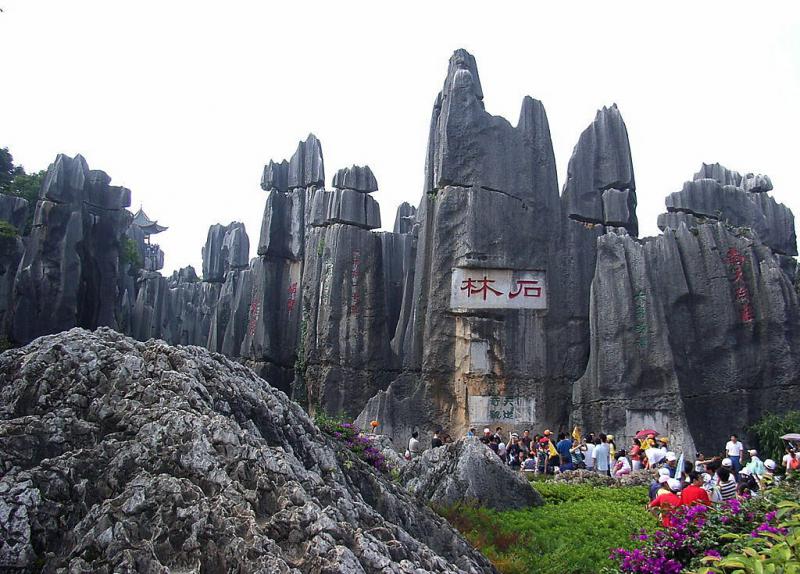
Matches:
[439,483,656,574]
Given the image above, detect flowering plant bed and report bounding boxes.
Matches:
[315,413,392,473]
[608,481,800,573]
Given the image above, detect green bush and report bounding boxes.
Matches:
[119,236,143,269]
[439,484,656,574]
[749,411,800,463]
[0,220,18,239]
[687,497,800,574]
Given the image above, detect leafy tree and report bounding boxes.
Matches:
[749,410,800,463]
[0,147,24,193]
[0,147,44,235]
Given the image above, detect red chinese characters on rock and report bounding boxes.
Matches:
[286,281,298,312]
[724,247,754,323]
[460,276,542,301]
[350,250,361,314]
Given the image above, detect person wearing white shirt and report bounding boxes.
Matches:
[725,435,744,474]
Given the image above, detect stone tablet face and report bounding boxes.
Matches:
[450,268,547,310]
[468,396,537,425]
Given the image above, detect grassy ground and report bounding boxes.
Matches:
[438,482,657,574]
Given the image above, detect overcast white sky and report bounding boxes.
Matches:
[2,1,799,274]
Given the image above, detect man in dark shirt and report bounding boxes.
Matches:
[556,433,574,470]
[431,431,443,449]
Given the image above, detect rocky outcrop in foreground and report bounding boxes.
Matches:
[0,328,495,573]
[400,439,542,511]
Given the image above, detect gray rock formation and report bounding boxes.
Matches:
[572,218,800,452]
[325,188,381,229]
[261,159,289,192]
[11,154,131,344]
[400,439,542,511]
[392,202,417,235]
[201,221,250,282]
[0,195,28,339]
[0,328,494,573]
[300,223,393,416]
[0,194,29,231]
[561,104,638,235]
[288,133,325,190]
[662,166,796,256]
[333,165,378,193]
[358,49,579,449]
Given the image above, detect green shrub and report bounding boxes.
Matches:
[0,220,18,239]
[749,411,800,463]
[119,236,143,269]
[439,484,656,574]
[687,497,800,573]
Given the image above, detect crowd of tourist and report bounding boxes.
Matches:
[406,426,800,526]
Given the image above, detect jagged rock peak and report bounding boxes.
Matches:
[441,48,484,102]
[260,159,289,192]
[201,221,250,282]
[0,328,495,572]
[743,173,774,193]
[40,153,131,209]
[425,50,559,207]
[393,201,417,234]
[561,103,638,235]
[288,133,325,190]
[168,265,200,286]
[332,165,378,193]
[693,162,743,187]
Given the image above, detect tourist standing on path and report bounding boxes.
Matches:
[584,438,596,471]
[593,434,612,476]
[431,431,443,449]
[725,434,744,474]
[630,438,643,471]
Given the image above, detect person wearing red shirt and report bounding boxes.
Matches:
[648,478,682,527]
[680,472,711,507]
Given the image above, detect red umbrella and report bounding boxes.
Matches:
[635,429,659,439]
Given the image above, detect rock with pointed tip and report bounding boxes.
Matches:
[392,202,417,234]
[287,134,324,190]
[561,104,638,235]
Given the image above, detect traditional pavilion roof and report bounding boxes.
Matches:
[132,207,168,235]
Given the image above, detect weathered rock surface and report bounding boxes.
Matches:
[258,189,305,259]
[572,221,800,452]
[392,202,417,235]
[332,165,378,193]
[400,439,542,511]
[561,104,638,235]
[664,167,797,256]
[201,222,250,282]
[0,328,495,573]
[0,194,29,231]
[325,188,381,230]
[300,223,393,415]
[288,134,325,190]
[261,159,289,192]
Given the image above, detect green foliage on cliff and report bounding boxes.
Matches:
[120,236,143,269]
[0,220,18,239]
[749,410,800,463]
[0,147,44,235]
